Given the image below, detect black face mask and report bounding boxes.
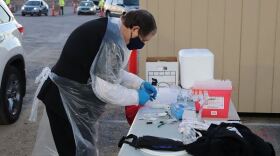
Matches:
[127,36,145,50]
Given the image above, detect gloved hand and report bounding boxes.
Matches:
[141,81,157,100]
[138,87,150,106]
[171,104,185,120]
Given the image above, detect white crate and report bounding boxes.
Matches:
[179,49,214,89]
[146,57,178,86]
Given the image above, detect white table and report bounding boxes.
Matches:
[118,102,240,156]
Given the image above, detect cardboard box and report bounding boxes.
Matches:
[146,57,178,86]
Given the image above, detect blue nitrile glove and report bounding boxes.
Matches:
[142,81,157,100]
[171,104,185,120]
[138,87,151,106]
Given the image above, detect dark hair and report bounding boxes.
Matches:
[121,9,157,37]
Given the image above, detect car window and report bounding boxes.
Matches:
[0,6,10,24]
[105,0,112,5]
[117,0,123,4]
[124,0,139,6]
[80,2,93,6]
[93,1,98,5]
[112,0,118,5]
[43,1,48,6]
[25,1,41,6]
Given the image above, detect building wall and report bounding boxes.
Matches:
[139,0,280,113]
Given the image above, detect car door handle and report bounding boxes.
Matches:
[0,34,5,43]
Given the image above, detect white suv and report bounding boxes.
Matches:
[0,0,26,124]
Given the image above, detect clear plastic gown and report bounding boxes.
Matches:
[31,17,143,156]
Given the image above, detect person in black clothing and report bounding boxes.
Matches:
[37,10,157,156]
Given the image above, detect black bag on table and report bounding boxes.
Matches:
[185,123,275,156]
[119,123,275,156]
[118,134,186,151]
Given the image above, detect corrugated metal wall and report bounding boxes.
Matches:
[139,0,280,113]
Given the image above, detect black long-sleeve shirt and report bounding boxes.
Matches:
[38,17,108,116]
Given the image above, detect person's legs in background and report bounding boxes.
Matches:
[99,7,104,17]
[60,6,64,15]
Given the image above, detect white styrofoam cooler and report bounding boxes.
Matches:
[179,49,214,89]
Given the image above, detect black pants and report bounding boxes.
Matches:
[46,105,76,156]
[60,6,64,15]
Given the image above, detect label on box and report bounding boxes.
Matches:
[146,60,178,86]
[203,97,224,109]
[210,111,218,116]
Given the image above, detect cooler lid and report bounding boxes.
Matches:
[178,49,214,57]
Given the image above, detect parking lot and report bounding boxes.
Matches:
[0,7,129,156]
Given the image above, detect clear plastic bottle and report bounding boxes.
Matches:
[197,91,209,121]
[177,89,184,103]
[203,90,209,106]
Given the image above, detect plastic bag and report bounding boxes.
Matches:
[29,67,51,122]
[49,71,106,156]
[179,121,206,145]
[145,86,180,107]
[32,109,58,156]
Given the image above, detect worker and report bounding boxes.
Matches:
[36,10,157,156]
[98,0,105,17]
[73,0,79,14]
[59,0,65,15]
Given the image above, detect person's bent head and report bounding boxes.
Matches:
[121,9,157,50]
